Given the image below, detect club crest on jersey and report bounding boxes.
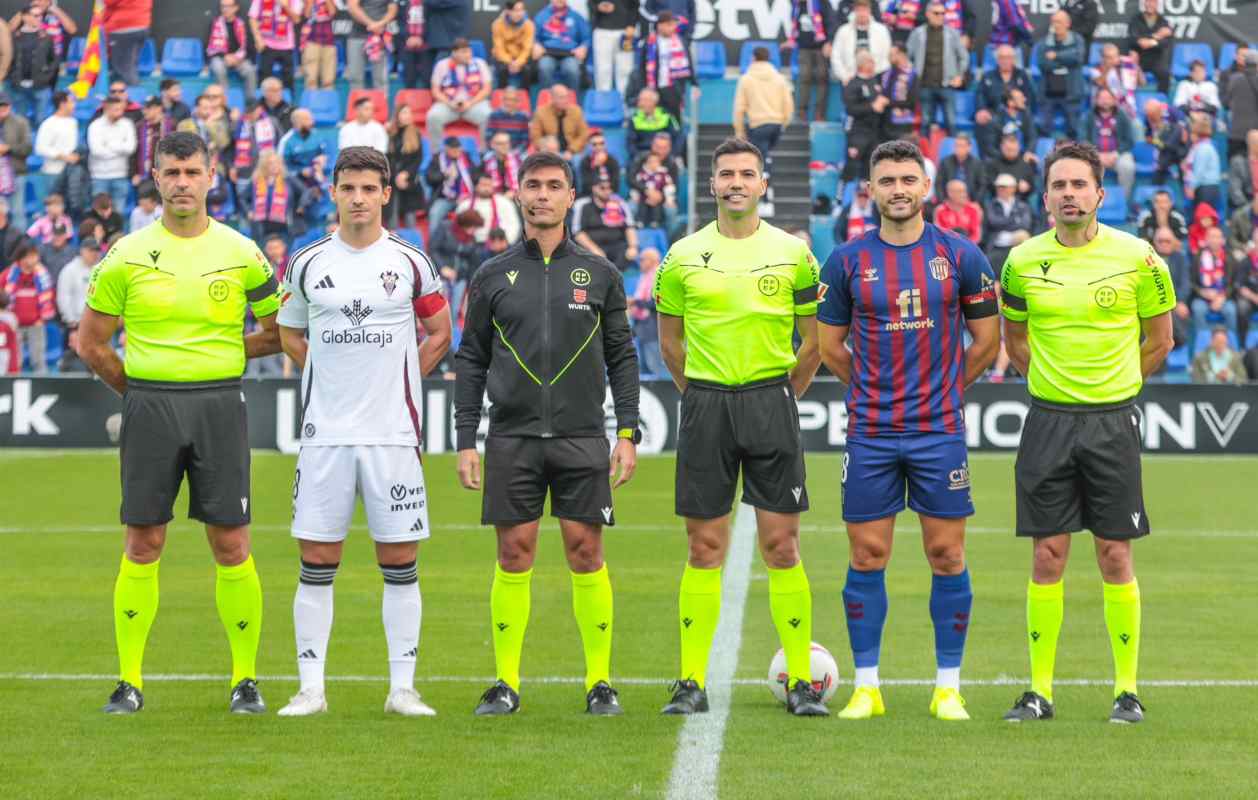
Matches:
[929,256,951,281]
[341,299,373,326]
[817,282,830,302]
[380,270,399,297]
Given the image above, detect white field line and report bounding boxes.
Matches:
[665,503,758,800]
[1,673,1254,688]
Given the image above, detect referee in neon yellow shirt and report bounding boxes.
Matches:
[655,138,827,716]
[77,132,283,715]
[999,142,1175,724]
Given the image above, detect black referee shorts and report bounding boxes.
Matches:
[675,375,808,519]
[119,379,252,528]
[481,435,614,527]
[1014,399,1149,541]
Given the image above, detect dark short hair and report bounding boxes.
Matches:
[332,145,390,188]
[869,139,926,174]
[353,95,373,109]
[1044,141,1103,188]
[488,227,508,241]
[137,181,160,202]
[156,131,211,166]
[711,137,764,173]
[159,78,180,92]
[13,242,38,262]
[517,151,575,189]
[103,95,122,105]
[753,46,770,62]
[456,209,484,228]
[53,90,70,108]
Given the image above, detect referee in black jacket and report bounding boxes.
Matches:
[454,151,640,717]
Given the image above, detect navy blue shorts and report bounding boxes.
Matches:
[841,433,974,522]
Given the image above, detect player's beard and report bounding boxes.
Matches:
[879,194,921,222]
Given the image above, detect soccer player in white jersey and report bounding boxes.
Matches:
[275,146,453,717]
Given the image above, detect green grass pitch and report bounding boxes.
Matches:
[1,449,1255,799]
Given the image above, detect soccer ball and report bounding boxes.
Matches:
[768,642,839,704]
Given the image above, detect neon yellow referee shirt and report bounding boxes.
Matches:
[1000,224,1176,405]
[654,220,820,386]
[86,218,282,383]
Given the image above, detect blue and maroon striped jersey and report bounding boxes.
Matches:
[818,224,998,438]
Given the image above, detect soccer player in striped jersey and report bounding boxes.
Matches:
[275,146,452,717]
[817,140,1001,721]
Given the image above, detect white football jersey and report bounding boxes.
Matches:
[278,231,443,447]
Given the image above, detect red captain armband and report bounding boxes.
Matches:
[414,292,449,319]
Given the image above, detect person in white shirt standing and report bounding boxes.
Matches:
[35,90,79,177]
[56,235,100,329]
[426,37,494,150]
[276,146,453,718]
[86,95,137,217]
[337,95,389,154]
[456,171,522,245]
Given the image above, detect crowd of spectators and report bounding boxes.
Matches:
[1,0,1256,382]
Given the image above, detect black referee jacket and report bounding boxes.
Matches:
[454,233,639,450]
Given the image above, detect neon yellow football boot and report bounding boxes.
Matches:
[837,686,886,719]
[930,687,970,721]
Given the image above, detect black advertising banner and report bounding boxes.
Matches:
[3,377,1255,454]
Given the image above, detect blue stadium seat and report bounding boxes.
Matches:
[1172,43,1214,79]
[469,39,489,62]
[602,127,628,165]
[936,136,957,163]
[74,97,98,122]
[623,270,640,296]
[43,322,63,368]
[24,174,52,212]
[137,38,157,77]
[126,86,148,105]
[225,87,246,114]
[952,91,977,130]
[1098,185,1128,224]
[810,122,845,165]
[301,89,342,126]
[395,227,425,249]
[1247,327,1258,350]
[1218,43,1239,75]
[809,215,836,262]
[697,78,738,124]
[65,36,86,73]
[161,38,205,77]
[1132,184,1173,210]
[810,169,839,202]
[842,180,859,206]
[1165,344,1189,371]
[1194,328,1239,353]
[638,227,669,256]
[459,136,482,164]
[739,41,780,72]
[694,41,726,80]
[1035,136,1055,164]
[583,90,625,127]
[1132,141,1156,178]
[1089,42,1104,66]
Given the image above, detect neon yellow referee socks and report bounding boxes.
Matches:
[679,564,722,688]
[768,562,813,684]
[571,565,614,691]
[114,555,159,689]
[491,564,532,692]
[215,555,262,685]
[1103,579,1141,698]
[1026,579,1064,702]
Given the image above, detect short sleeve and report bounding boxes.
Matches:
[85,242,128,317]
[410,250,443,299]
[817,250,853,326]
[654,247,684,316]
[243,244,282,317]
[956,239,998,319]
[276,268,309,328]
[999,251,1028,322]
[792,242,821,316]
[1136,241,1176,318]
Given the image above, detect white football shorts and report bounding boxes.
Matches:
[291,445,431,543]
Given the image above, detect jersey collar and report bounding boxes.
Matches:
[522,229,575,261]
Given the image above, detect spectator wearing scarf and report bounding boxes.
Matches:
[426,137,475,229]
[346,0,397,94]
[248,0,300,90]
[208,1,257,97]
[639,11,691,120]
[300,0,339,89]
[533,0,591,90]
[482,136,523,198]
[572,179,639,269]
[1189,226,1238,338]
[989,0,1033,47]
[426,39,494,150]
[134,98,173,182]
[886,0,968,46]
[783,0,836,122]
[248,150,290,242]
[457,172,521,245]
